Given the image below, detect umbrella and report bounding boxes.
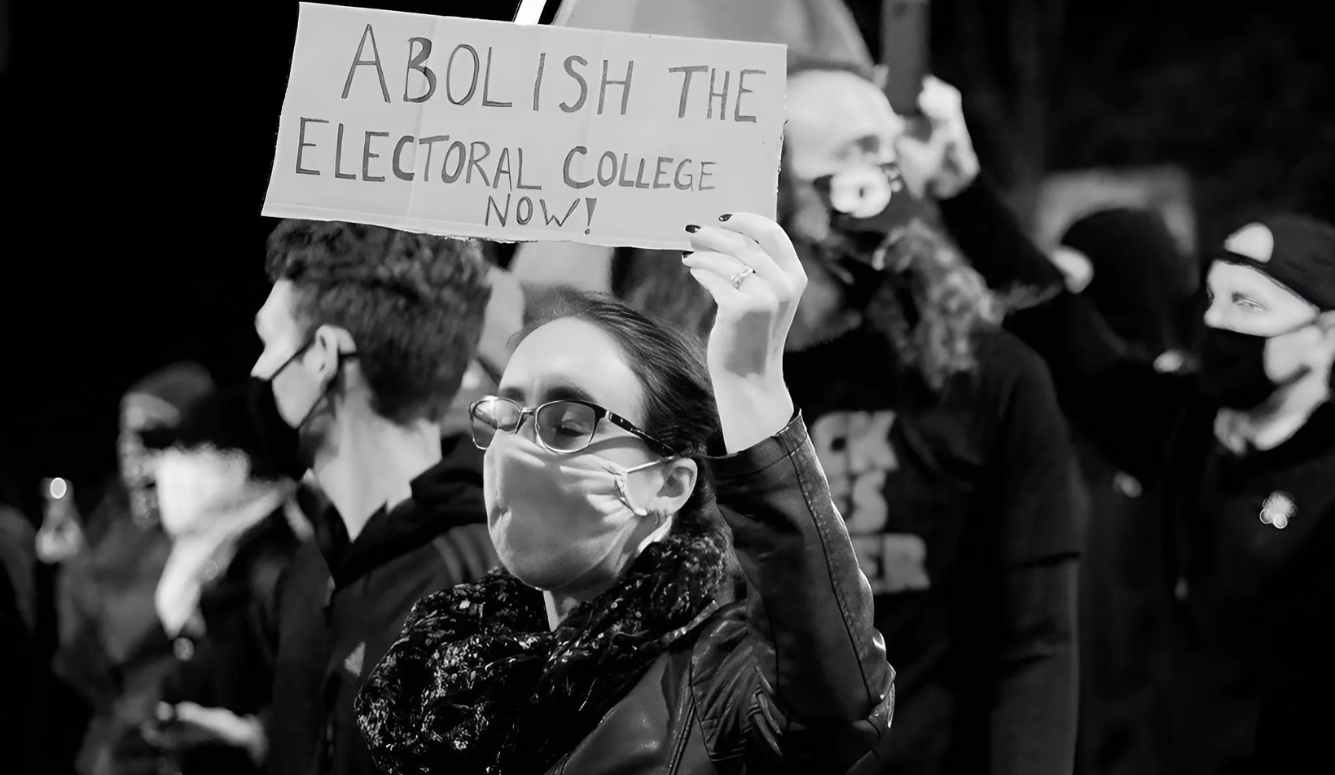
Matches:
[552,0,871,65]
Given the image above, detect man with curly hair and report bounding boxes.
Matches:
[613,60,1085,775]
[179,221,499,775]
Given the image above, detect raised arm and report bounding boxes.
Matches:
[898,79,1117,366]
[684,215,894,770]
[901,78,1187,476]
[896,77,1067,298]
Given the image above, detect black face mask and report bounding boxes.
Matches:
[796,162,929,314]
[1198,323,1314,410]
[244,339,355,479]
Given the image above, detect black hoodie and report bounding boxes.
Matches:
[265,435,496,775]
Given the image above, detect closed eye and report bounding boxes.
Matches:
[1232,293,1266,312]
[552,422,589,438]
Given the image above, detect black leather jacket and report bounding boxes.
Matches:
[543,413,895,774]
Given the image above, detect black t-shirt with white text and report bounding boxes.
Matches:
[786,324,1083,775]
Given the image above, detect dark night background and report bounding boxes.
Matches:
[1,0,1331,517]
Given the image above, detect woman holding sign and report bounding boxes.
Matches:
[355,214,894,774]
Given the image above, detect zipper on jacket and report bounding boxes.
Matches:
[667,692,697,772]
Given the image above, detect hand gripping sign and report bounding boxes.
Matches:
[263,3,786,250]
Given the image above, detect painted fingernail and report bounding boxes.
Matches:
[684,224,699,233]
[718,213,732,222]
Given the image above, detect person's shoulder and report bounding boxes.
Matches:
[240,507,300,552]
[684,600,753,663]
[277,539,331,604]
[409,436,486,527]
[234,510,305,594]
[963,326,1058,407]
[972,325,1050,379]
[420,523,496,588]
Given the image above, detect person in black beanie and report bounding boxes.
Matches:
[1058,208,1201,369]
[53,362,214,775]
[899,75,1335,774]
[131,384,307,775]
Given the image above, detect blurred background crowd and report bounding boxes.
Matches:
[1,1,1332,774]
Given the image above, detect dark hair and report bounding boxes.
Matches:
[266,221,492,425]
[610,247,716,342]
[517,289,724,536]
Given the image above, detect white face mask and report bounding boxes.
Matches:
[483,430,666,593]
[155,448,252,537]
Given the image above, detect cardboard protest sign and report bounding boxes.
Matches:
[263,3,787,250]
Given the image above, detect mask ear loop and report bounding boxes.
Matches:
[615,474,651,518]
[287,342,359,433]
[614,457,672,518]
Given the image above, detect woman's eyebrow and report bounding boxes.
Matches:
[540,383,599,404]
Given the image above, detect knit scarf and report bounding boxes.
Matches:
[356,527,728,775]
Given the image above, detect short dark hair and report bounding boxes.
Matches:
[266,220,491,425]
[518,290,723,536]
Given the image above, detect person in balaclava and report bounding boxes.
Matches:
[129,384,306,775]
[909,76,1335,775]
[1059,208,1200,368]
[614,57,1086,775]
[53,362,214,775]
[1050,208,1200,775]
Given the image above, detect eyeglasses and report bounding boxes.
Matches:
[468,396,676,457]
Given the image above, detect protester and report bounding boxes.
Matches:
[54,363,214,775]
[247,221,499,775]
[118,384,306,775]
[1055,208,1198,775]
[355,213,894,775]
[614,61,1083,775]
[906,77,1335,774]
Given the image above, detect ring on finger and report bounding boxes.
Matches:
[728,266,756,289]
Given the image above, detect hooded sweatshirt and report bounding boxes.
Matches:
[265,435,497,775]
